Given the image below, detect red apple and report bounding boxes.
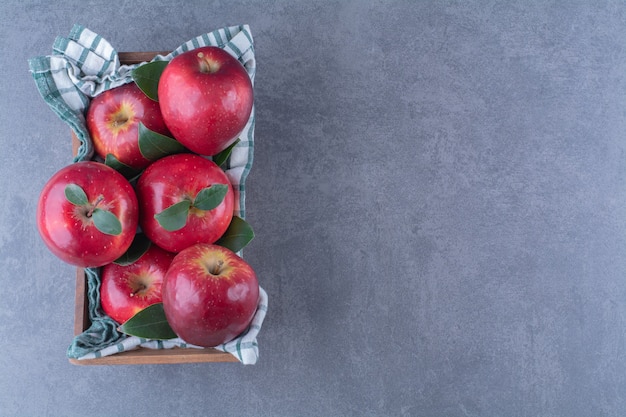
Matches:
[162,243,259,347]
[36,161,139,267]
[100,244,175,324]
[158,46,253,156]
[86,82,171,169]
[135,153,234,253]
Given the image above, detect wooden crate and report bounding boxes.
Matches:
[68,51,239,365]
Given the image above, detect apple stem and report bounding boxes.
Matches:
[199,60,211,74]
[86,195,105,217]
[197,53,218,74]
[112,115,129,127]
[130,284,146,297]
[210,260,224,275]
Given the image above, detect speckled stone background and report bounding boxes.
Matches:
[1,1,625,416]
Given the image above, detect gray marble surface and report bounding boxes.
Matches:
[1,1,626,416]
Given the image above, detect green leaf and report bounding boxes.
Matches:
[104,154,143,180]
[114,233,151,266]
[193,184,228,211]
[64,184,88,206]
[212,138,240,166]
[138,122,186,161]
[132,61,168,101]
[154,200,191,231]
[92,208,122,236]
[118,303,177,339]
[215,216,255,253]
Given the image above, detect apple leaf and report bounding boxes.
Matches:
[132,61,168,101]
[118,303,177,340]
[64,184,88,206]
[154,200,192,231]
[193,184,229,211]
[104,154,143,180]
[92,208,122,236]
[138,122,187,161]
[114,233,151,266]
[215,216,255,253]
[212,138,240,167]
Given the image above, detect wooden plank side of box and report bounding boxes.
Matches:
[119,51,168,64]
[69,346,239,366]
[69,51,238,365]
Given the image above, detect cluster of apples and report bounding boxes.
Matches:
[36,46,259,348]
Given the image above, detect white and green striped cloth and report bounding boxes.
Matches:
[29,24,267,365]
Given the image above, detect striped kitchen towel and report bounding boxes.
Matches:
[28,24,266,365]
